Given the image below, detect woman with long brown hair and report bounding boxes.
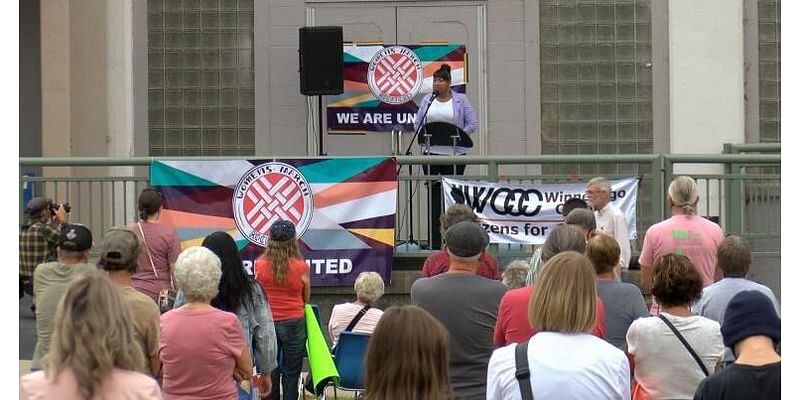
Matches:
[20,271,161,399]
[364,305,451,400]
[254,220,310,400]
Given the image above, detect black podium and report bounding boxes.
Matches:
[419,122,473,250]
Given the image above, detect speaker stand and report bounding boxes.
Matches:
[317,95,326,156]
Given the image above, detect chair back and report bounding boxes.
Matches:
[333,331,371,390]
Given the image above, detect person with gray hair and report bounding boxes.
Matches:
[501,260,529,289]
[159,246,254,399]
[566,208,597,240]
[586,177,631,272]
[639,175,724,312]
[328,271,386,347]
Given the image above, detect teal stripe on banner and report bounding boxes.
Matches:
[414,45,461,61]
[344,53,362,63]
[299,157,387,183]
[150,161,219,187]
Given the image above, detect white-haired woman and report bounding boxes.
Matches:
[20,271,161,399]
[638,176,724,311]
[328,271,386,347]
[159,246,253,399]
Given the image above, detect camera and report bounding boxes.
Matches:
[49,201,71,215]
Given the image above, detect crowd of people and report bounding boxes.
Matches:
[18,175,780,399]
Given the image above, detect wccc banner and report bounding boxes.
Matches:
[442,177,639,245]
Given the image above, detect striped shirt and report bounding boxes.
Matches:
[327,302,383,347]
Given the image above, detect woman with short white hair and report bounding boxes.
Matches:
[159,246,253,399]
[328,271,386,347]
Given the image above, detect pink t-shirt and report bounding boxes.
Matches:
[327,302,384,347]
[159,308,245,400]
[131,221,182,303]
[638,215,724,287]
[20,368,162,400]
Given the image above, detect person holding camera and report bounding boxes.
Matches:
[19,197,67,306]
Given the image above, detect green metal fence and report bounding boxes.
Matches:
[19,150,780,263]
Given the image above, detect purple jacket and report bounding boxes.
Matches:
[413,91,478,135]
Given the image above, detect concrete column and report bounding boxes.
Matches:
[40,0,71,159]
[668,0,745,217]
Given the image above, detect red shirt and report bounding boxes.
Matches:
[421,250,501,280]
[493,285,606,346]
[254,257,307,321]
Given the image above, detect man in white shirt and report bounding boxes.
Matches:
[586,177,631,274]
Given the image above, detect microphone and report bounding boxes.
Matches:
[431,90,439,98]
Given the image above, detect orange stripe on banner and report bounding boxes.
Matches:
[344,80,369,92]
[314,181,396,208]
[160,209,237,229]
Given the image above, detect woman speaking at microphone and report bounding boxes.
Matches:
[414,63,479,249]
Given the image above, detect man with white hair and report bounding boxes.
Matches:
[411,221,507,400]
[586,177,631,272]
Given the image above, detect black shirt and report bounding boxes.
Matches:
[694,362,780,400]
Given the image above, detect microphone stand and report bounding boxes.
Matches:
[397,92,437,249]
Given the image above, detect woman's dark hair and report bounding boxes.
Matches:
[202,231,254,313]
[433,63,451,82]
[137,188,163,220]
[651,254,703,308]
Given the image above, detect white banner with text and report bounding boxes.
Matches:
[442,177,639,244]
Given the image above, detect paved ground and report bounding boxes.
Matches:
[19,296,36,362]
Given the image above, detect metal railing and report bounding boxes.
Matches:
[20,149,780,263]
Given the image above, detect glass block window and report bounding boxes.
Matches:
[540,0,653,167]
[539,0,654,248]
[148,0,255,156]
[758,0,780,143]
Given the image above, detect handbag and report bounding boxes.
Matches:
[137,222,176,313]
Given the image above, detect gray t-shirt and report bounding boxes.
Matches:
[693,277,780,363]
[411,273,507,400]
[596,280,649,349]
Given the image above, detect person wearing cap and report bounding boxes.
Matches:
[693,235,780,366]
[19,197,67,304]
[411,221,507,400]
[254,220,310,400]
[98,226,161,377]
[31,223,96,371]
[693,290,780,400]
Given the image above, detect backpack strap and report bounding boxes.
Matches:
[515,339,534,400]
[344,305,371,333]
[658,314,710,376]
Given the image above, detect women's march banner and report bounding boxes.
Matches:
[327,44,467,133]
[442,177,639,244]
[149,157,397,286]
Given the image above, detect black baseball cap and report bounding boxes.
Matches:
[57,224,93,252]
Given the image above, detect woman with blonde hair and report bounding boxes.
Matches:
[626,254,723,399]
[487,252,629,400]
[638,176,724,311]
[20,270,161,399]
[254,220,310,400]
[364,305,451,400]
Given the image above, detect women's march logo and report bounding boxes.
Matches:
[233,162,314,246]
[367,46,423,105]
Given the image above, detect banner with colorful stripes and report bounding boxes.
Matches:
[327,44,467,133]
[150,157,397,287]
